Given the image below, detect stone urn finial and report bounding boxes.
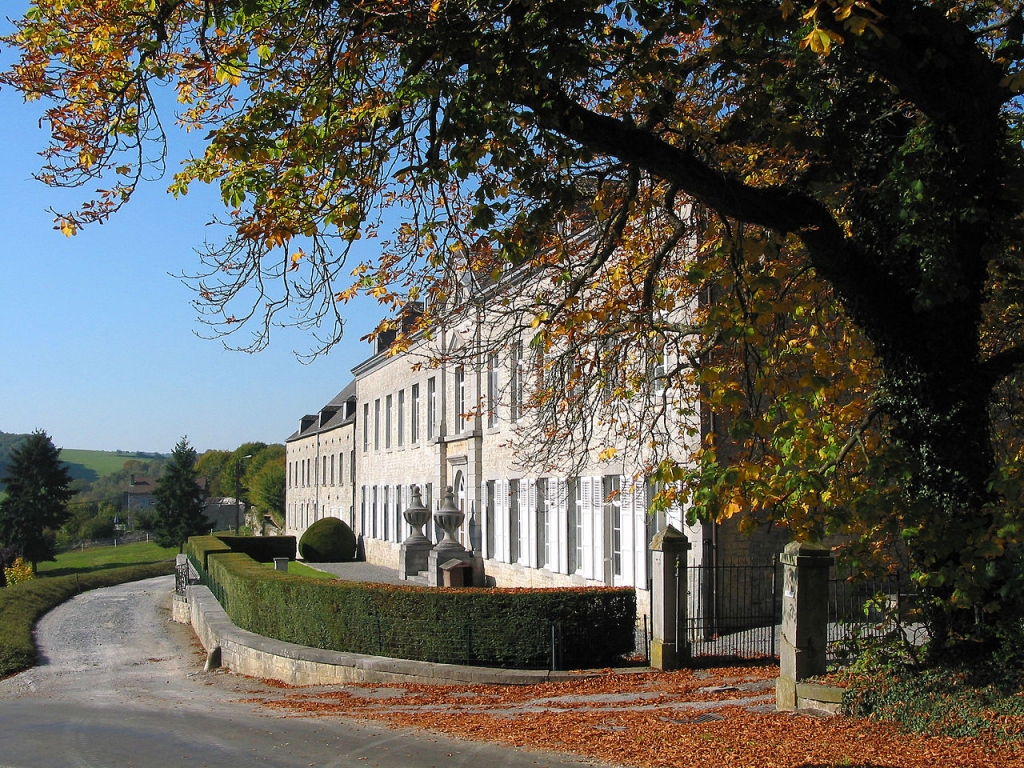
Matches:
[433,485,466,552]
[402,485,432,545]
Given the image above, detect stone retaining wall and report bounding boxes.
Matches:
[180,585,570,686]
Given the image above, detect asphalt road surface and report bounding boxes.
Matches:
[0,575,610,768]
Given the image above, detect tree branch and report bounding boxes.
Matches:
[980,344,1024,389]
[522,84,908,337]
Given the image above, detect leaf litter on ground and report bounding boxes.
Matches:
[235,664,1024,767]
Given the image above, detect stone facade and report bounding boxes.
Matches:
[285,381,358,539]
[285,303,793,629]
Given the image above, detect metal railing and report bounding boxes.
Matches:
[826,569,920,666]
[684,563,780,661]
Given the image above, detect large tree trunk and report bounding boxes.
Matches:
[872,284,1001,644]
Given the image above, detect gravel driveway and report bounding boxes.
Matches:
[0,575,611,768]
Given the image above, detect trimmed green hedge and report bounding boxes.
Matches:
[0,561,175,679]
[184,535,233,568]
[213,534,296,562]
[298,517,356,562]
[203,551,635,669]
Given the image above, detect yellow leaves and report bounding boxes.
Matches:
[58,218,77,237]
[721,499,744,518]
[800,27,843,55]
[267,228,293,248]
[598,447,618,462]
[215,62,243,86]
[289,249,304,270]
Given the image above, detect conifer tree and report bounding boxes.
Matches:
[0,431,77,571]
[152,437,208,553]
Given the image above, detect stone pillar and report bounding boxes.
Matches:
[776,541,834,711]
[649,525,691,670]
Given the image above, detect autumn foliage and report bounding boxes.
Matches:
[6,0,1024,646]
[240,665,1024,767]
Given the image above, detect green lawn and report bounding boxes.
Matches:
[265,560,336,579]
[38,541,180,577]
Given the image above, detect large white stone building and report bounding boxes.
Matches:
[287,320,720,622]
[287,284,791,630]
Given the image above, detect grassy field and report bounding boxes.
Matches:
[60,448,167,483]
[38,541,180,577]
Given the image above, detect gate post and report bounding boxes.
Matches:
[776,541,833,711]
[649,525,691,670]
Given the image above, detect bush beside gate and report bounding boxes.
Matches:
[185,538,635,670]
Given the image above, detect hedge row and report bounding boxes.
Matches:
[201,551,635,669]
[186,536,234,568]
[0,561,175,679]
[213,534,296,562]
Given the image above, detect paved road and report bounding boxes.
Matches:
[0,576,610,768]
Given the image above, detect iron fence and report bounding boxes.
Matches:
[826,569,921,666]
[185,549,915,670]
[682,563,781,662]
[674,561,918,668]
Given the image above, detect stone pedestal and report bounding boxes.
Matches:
[400,540,432,579]
[649,525,691,670]
[428,548,475,587]
[776,541,834,711]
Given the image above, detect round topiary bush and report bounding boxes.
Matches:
[298,517,357,562]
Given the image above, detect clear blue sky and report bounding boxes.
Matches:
[0,7,380,453]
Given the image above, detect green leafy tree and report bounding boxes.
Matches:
[152,437,208,553]
[0,431,77,571]
[195,450,232,497]
[249,459,286,528]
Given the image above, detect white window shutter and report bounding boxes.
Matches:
[526,479,537,567]
[582,476,597,580]
[619,477,635,586]
[554,478,568,574]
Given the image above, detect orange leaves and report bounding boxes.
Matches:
[242,665,1024,768]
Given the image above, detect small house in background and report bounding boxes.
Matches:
[203,497,242,533]
[122,475,156,528]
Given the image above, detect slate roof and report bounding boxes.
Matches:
[286,379,356,442]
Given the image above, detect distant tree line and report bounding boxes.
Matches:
[0,431,286,565]
[194,442,286,529]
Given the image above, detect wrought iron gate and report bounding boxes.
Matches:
[683,563,781,662]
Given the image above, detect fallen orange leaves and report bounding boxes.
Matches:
[239,665,1024,767]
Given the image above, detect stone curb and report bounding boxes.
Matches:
[185,585,580,686]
